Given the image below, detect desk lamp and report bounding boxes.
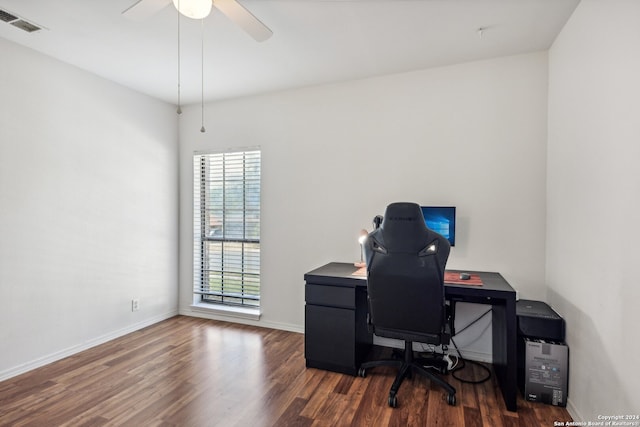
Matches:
[354,229,369,268]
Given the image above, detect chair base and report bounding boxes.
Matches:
[358,341,456,408]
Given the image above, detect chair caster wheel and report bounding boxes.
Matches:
[358,367,366,378]
[388,394,398,408]
[447,393,456,406]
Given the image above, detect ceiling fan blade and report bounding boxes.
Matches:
[122,0,171,21]
[212,0,273,42]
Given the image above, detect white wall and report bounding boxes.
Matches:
[547,0,640,420]
[0,38,179,379]
[178,52,549,358]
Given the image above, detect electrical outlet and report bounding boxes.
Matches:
[131,299,140,312]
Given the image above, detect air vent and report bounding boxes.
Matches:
[0,9,19,23]
[0,8,43,32]
[11,19,41,33]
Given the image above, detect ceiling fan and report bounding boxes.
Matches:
[122,0,273,42]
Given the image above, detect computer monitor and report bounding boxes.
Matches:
[420,206,456,247]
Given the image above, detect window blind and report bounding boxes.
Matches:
[193,150,261,307]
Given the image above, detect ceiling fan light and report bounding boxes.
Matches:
[172,0,212,20]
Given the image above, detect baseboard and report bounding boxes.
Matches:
[372,335,493,363]
[565,398,582,422]
[0,309,178,382]
[453,348,493,364]
[179,307,304,334]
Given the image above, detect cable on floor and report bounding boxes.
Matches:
[449,308,493,384]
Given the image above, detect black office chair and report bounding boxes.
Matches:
[358,202,456,408]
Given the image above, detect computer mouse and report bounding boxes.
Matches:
[459,273,471,280]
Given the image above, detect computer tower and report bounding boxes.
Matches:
[522,338,569,407]
[516,299,568,406]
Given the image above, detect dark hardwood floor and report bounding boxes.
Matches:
[0,316,571,426]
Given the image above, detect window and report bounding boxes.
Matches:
[193,149,261,308]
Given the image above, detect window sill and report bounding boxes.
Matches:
[189,303,261,321]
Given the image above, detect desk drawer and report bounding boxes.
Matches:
[306,284,355,309]
[305,304,356,370]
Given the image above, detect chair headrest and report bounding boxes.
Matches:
[378,202,431,252]
[381,202,425,232]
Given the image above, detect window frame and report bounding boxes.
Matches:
[192,148,261,310]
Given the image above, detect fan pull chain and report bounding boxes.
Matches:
[176,2,182,115]
[200,18,206,133]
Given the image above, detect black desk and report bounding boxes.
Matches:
[304,262,518,412]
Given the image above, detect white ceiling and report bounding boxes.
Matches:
[0,0,580,105]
